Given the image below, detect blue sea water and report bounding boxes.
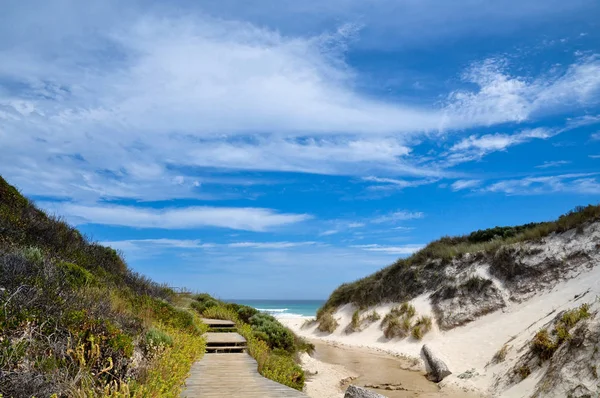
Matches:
[227,299,324,318]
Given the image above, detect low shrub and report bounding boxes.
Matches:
[411,326,423,340]
[517,365,531,379]
[492,345,509,363]
[365,310,381,322]
[317,311,339,333]
[146,328,174,349]
[560,303,591,328]
[531,330,557,361]
[383,317,408,339]
[202,305,239,322]
[531,304,592,361]
[58,261,96,288]
[249,313,295,352]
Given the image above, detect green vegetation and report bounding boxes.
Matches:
[365,310,381,322]
[190,294,310,390]
[319,204,600,312]
[317,310,339,333]
[380,304,432,340]
[517,365,531,380]
[492,345,509,364]
[531,304,592,361]
[0,176,207,397]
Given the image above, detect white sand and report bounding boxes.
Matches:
[298,351,358,398]
[281,265,600,397]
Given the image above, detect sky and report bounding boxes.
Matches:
[1,0,600,299]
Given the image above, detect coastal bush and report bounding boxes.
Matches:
[237,321,306,390]
[229,303,260,323]
[383,317,408,339]
[530,304,592,362]
[531,330,557,361]
[249,313,296,352]
[317,310,339,333]
[366,310,381,322]
[202,305,239,321]
[146,328,174,349]
[411,325,423,340]
[415,315,432,332]
[492,345,509,363]
[517,365,531,379]
[351,309,361,329]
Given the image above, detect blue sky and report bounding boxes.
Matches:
[1,0,599,299]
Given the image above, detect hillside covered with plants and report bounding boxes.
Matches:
[0,176,208,397]
[319,204,600,316]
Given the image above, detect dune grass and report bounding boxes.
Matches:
[318,204,600,313]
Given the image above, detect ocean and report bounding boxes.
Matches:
[227,299,325,318]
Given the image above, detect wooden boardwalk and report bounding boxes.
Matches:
[181,318,307,397]
[181,353,307,397]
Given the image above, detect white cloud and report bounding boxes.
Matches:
[484,173,600,195]
[591,131,600,140]
[1,2,600,203]
[102,239,318,251]
[362,176,439,191]
[442,57,600,129]
[347,222,365,228]
[446,127,555,165]
[227,241,317,249]
[371,210,424,224]
[451,179,482,191]
[589,155,600,159]
[41,202,311,231]
[535,160,571,169]
[351,244,424,254]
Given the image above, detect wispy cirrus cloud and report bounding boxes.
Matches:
[371,210,424,224]
[451,179,482,191]
[535,160,571,169]
[483,173,600,195]
[40,202,311,231]
[445,127,555,165]
[362,176,440,191]
[351,244,424,254]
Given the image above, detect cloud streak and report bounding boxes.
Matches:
[41,203,311,231]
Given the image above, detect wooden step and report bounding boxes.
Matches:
[205,332,246,345]
[201,318,236,328]
[208,327,238,333]
[181,353,308,397]
[206,346,246,353]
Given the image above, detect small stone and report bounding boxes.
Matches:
[344,385,387,398]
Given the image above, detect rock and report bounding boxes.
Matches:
[344,385,387,398]
[422,344,452,382]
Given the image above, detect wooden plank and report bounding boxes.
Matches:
[205,332,246,344]
[201,318,236,327]
[181,353,307,398]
